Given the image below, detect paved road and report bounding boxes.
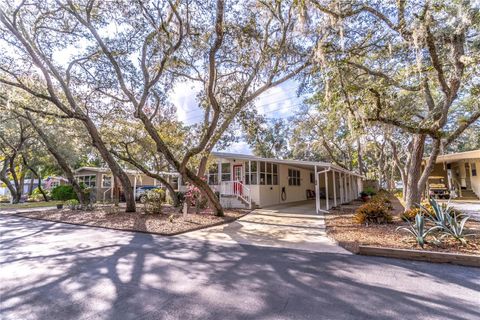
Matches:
[1,215,479,320]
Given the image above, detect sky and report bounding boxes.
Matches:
[169,79,305,155]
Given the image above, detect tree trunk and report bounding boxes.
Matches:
[26,115,86,204]
[405,134,426,210]
[417,138,441,199]
[36,175,48,202]
[0,158,20,203]
[28,175,34,195]
[84,118,135,212]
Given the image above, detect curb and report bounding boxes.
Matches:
[358,245,480,267]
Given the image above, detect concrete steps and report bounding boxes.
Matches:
[220,195,258,209]
[457,190,479,201]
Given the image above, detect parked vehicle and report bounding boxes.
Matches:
[135,186,160,202]
[428,176,450,199]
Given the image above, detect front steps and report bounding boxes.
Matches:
[456,189,479,201]
[220,195,259,209]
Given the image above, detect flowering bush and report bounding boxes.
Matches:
[185,183,208,210]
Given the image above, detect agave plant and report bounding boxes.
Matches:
[440,211,473,246]
[396,213,442,248]
[425,197,451,229]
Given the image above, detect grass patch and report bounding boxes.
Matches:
[0,201,58,210]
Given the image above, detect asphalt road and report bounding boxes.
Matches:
[1,215,479,320]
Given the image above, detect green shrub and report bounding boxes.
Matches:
[363,186,376,196]
[0,195,10,203]
[144,189,165,214]
[354,202,392,225]
[65,199,80,209]
[51,185,77,201]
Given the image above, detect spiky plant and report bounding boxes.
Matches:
[396,213,442,248]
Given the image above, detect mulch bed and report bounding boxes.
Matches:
[325,196,480,255]
[12,204,250,236]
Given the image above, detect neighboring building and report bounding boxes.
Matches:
[0,176,68,198]
[204,152,363,212]
[74,167,179,202]
[424,149,480,200]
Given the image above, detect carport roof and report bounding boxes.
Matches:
[212,152,363,177]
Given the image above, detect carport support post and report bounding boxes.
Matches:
[325,169,329,210]
[314,165,320,214]
[333,171,337,207]
[217,159,222,188]
[344,174,348,202]
[133,176,137,201]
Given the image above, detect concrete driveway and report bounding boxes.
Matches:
[180,201,348,254]
[1,214,480,320]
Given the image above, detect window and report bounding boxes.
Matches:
[50,181,60,188]
[310,172,315,183]
[221,163,231,181]
[102,175,112,188]
[207,163,219,185]
[472,163,477,177]
[258,161,278,185]
[288,168,301,186]
[245,161,258,185]
[76,175,96,188]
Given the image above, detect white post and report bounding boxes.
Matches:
[248,160,251,185]
[314,165,319,214]
[133,175,137,201]
[217,159,222,187]
[344,174,348,202]
[153,178,157,186]
[350,175,353,201]
[325,170,329,210]
[333,170,337,207]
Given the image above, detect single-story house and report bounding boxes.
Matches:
[423,149,480,200]
[202,152,363,212]
[74,167,179,202]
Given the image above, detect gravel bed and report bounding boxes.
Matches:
[325,197,480,255]
[13,204,249,235]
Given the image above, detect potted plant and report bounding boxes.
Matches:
[359,191,370,202]
[56,202,64,209]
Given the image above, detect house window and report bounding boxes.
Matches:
[207,163,219,185]
[102,175,112,188]
[50,181,60,188]
[76,175,96,188]
[472,163,477,177]
[245,161,258,185]
[310,172,314,183]
[259,161,278,185]
[288,168,301,186]
[221,163,231,181]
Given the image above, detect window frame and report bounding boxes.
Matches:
[288,168,301,186]
[101,174,112,188]
[75,174,97,188]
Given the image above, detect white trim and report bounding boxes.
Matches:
[333,170,337,207]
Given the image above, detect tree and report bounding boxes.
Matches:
[306,1,480,209]
[0,2,137,211]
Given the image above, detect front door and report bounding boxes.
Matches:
[233,165,243,195]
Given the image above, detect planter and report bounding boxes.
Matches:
[361,196,370,202]
[56,204,63,209]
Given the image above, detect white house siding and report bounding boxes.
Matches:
[275,164,315,206]
[470,159,480,198]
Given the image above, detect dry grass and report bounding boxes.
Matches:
[326,196,480,255]
[13,204,249,235]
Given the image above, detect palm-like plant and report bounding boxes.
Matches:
[427,198,473,245]
[396,213,442,248]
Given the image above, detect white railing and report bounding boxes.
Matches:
[218,181,251,209]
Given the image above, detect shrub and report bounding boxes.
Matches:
[144,189,165,214]
[354,202,392,225]
[370,194,393,210]
[51,185,77,201]
[185,184,208,209]
[27,193,44,202]
[401,208,421,221]
[65,199,80,210]
[0,195,10,203]
[363,187,376,196]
